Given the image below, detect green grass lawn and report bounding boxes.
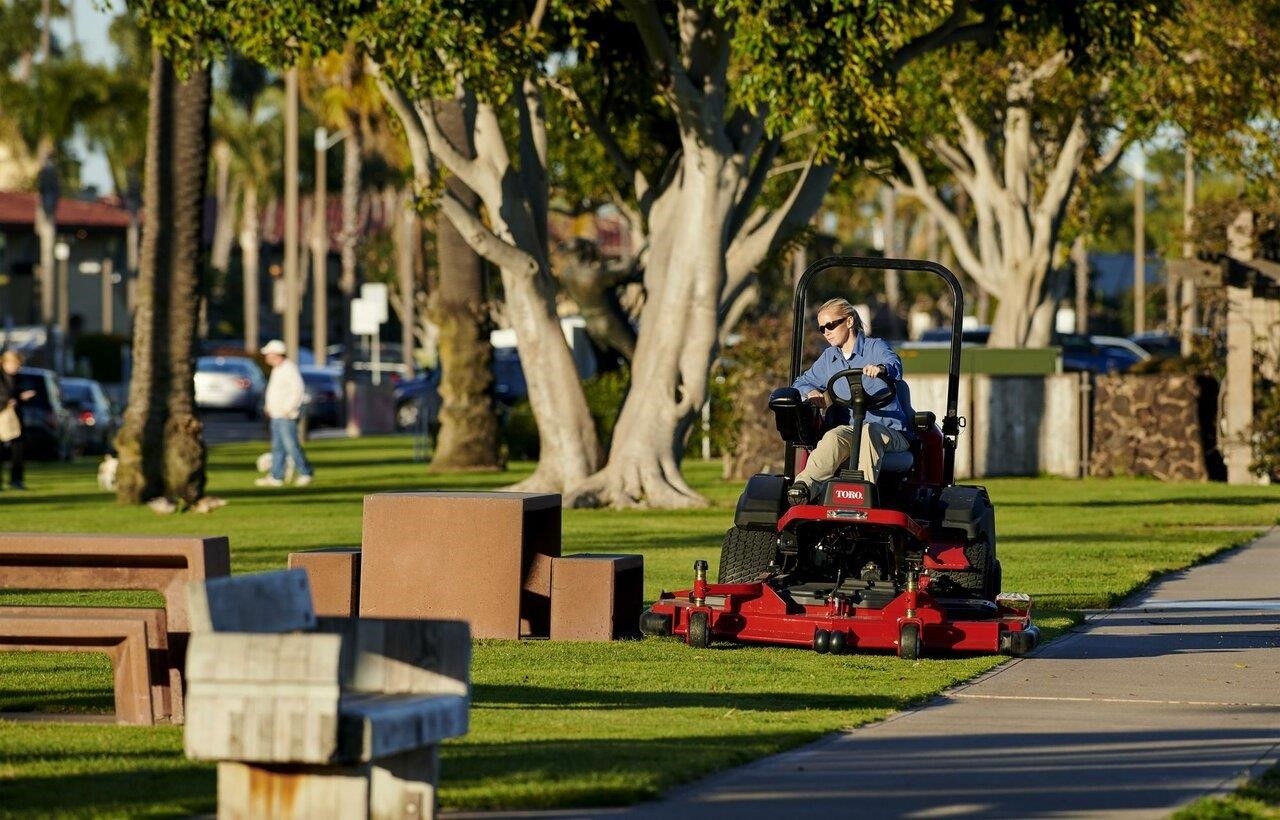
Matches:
[0,436,1277,817]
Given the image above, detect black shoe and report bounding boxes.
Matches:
[9,482,26,490]
[786,482,809,506]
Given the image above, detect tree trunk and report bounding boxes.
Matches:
[240,181,261,351]
[116,50,210,506]
[429,213,500,470]
[568,148,734,508]
[429,100,499,471]
[210,141,237,277]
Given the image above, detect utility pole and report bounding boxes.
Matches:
[1180,148,1198,356]
[312,128,346,368]
[1132,149,1146,335]
[283,68,300,359]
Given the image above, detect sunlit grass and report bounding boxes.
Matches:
[0,437,1276,815]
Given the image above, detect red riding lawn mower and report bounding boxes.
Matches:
[640,256,1039,659]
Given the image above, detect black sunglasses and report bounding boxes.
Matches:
[818,319,846,332]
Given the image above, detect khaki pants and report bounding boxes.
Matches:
[794,422,911,492]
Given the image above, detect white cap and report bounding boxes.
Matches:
[260,340,287,356]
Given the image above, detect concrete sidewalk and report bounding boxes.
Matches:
[457,527,1280,819]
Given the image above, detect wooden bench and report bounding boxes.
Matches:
[0,533,231,724]
[183,569,471,820]
[0,607,172,723]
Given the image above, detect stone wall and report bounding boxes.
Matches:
[1089,374,1221,480]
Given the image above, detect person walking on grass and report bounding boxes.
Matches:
[255,340,314,488]
[0,350,36,491]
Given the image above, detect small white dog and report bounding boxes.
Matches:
[97,454,118,492]
[255,451,295,483]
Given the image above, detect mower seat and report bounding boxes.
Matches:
[878,448,914,476]
[769,387,822,448]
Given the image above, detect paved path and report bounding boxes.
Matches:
[456,527,1280,819]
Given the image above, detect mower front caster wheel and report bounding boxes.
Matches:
[898,623,922,661]
[639,611,672,637]
[687,611,711,648]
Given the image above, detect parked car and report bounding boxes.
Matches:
[393,369,440,432]
[918,325,992,345]
[1088,335,1152,363]
[1128,330,1222,359]
[194,356,266,419]
[1058,334,1148,374]
[59,377,120,455]
[324,343,412,382]
[392,351,531,432]
[299,365,344,428]
[13,367,76,461]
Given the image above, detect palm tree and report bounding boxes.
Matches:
[114,48,211,506]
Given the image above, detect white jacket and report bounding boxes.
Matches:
[264,358,305,420]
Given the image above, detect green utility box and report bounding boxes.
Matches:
[897,345,1061,375]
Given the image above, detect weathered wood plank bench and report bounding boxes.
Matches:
[0,606,172,723]
[183,569,471,820]
[0,532,231,723]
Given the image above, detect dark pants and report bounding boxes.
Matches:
[1,437,24,488]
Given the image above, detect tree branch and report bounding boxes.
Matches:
[517,75,549,250]
[725,157,835,301]
[728,134,779,241]
[439,189,539,276]
[893,142,995,293]
[373,71,435,190]
[887,1,994,76]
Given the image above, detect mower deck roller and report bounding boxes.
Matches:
[640,255,1040,659]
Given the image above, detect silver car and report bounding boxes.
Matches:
[194,356,266,419]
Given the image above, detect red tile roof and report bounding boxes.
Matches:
[0,191,131,229]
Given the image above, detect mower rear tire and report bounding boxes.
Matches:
[687,611,711,648]
[717,526,777,583]
[898,623,921,660]
[933,531,997,600]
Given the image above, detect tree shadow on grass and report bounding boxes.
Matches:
[473,683,903,714]
[998,495,1279,509]
[0,766,213,819]
[438,729,834,811]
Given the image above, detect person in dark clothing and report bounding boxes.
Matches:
[0,350,35,490]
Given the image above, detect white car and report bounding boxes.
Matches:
[194,356,266,419]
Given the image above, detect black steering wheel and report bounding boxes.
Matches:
[824,367,898,414]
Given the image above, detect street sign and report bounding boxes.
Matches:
[351,298,381,335]
[361,282,388,323]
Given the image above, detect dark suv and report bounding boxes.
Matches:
[14,367,76,461]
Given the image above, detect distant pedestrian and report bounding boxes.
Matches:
[255,340,314,488]
[0,350,36,491]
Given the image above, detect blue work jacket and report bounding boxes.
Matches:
[792,333,916,435]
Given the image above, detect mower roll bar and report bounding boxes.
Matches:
[789,255,965,486]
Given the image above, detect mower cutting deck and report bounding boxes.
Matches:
[640,256,1040,659]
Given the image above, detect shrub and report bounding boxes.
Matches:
[500,366,634,461]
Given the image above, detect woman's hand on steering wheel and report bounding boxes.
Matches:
[824,367,898,412]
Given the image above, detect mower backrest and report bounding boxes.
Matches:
[913,411,944,486]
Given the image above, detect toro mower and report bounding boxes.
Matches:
[640,256,1038,659]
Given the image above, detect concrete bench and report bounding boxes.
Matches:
[288,547,361,616]
[184,569,470,820]
[360,491,561,638]
[0,606,174,723]
[0,533,231,723]
[550,554,645,641]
